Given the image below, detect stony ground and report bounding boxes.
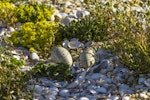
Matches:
[0,0,150,100]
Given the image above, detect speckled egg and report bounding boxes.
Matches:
[51,46,73,66]
[79,48,95,68]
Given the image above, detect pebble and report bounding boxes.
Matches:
[138,77,146,84]
[96,87,107,94]
[30,52,39,61]
[79,97,89,100]
[144,79,150,87]
[59,89,70,97]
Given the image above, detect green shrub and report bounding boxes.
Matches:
[31,63,74,82]
[0,1,17,26]
[56,15,110,44]
[89,0,150,74]
[56,0,150,74]
[14,3,54,23]
[10,21,59,56]
[0,45,31,99]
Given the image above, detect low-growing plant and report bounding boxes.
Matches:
[14,2,54,23]
[0,45,31,99]
[10,21,59,57]
[89,0,150,74]
[56,0,150,74]
[56,14,110,44]
[31,63,74,82]
[0,1,17,27]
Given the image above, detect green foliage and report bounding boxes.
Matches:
[56,0,150,74]
[14,3,54,23]
[0,1,54,27]
[0,1,16,26]
[32,63,74,82]
[0,45,31,99]
[88,0,150,74]
[10,21,59,56]
[56,15,109,43]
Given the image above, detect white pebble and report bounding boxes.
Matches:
[30,52,39,61]
[59,89,70,97]
[12,55,20,60]
[79,97,89,100]
[144,79,150,87]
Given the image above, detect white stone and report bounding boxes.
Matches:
[0,28,5,36]
[140,93,149,99]
[55,13,63,19]
[131,6,144,12]
[30,52,39,61]
[144,79,150,87]
[81,10,90,17]
[62,40,69,47]
[109,95,120,100]
[59,12,68,19]
[7,27,15,33]
[79,97,89,100]
[89,89,97,94]
[59,89,70,97]
[34,85,44,94]
[122,95,130,100]
[62,2,72,7]
[138,77,146,84]
[12,55,20,60]
[68,39,83,49]
[96,87,107,93]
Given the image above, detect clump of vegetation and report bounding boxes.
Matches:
[56,0,150,74]
[14,2,54,23]
[0,45,31,99]
[32,63,74,82]
[85,0,150,74]
[10,21,59,57]
[0,1,17,26]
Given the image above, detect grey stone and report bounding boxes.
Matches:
[59,89,70,97]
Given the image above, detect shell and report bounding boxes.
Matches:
[51,46,73,66]
[68,39,84,49]
[79,48,95,68]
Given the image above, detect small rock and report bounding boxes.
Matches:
[109,95,120,100]
[62,39,69,47]
[7,27,15,33]
[59,89,70,97]
[61,2,72,7]
[0,28,6,36]
[34,85,44,94]
[79,97,89,100]
[144,79,150,87]
[30,52,39,61]
[90,73,102,80]
[140,93,149,99]
[122,95,130,100]
[96,87,107,93]
[138,77,146,84]
[12,55,20,60]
